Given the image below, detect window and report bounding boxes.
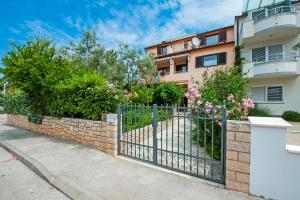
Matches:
[251,87,266,102]
[161,46,168,55]
[251,85,283,103]
[267,86,283,102]
[204,54,218,66]
[195,52,227,68]
[268,44,283,62]
[206,35,219,46]
[176,64,188,73]
[252,47,266,62]
[184,41,189,49]
[157,67,170,74]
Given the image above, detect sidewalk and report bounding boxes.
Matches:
[0,124,260,200]
[0,147,69,200]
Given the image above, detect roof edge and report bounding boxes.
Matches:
[145,25,234,50]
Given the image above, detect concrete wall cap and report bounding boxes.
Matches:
[248,117,292,128]
[286,144,300,154]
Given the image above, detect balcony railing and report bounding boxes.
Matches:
[250,52,297,64]
[252,6,296,22]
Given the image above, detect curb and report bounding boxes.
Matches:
[0,141,101,200]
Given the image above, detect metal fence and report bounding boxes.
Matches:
[117,104,227,184]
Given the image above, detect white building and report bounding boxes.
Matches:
[235,0,300,115]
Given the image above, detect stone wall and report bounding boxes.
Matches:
[226,120,251,193]
[6,114,118,156]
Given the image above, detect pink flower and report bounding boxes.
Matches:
[194,109,198,113]
[196,100,202,106]
[227,94,235,103]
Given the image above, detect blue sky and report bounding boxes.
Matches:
[0,0,243,59]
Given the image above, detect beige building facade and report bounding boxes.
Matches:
[145,26,235,89]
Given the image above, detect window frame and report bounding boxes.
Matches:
[251,43,284,64]
[203,54,218,67]
[205,34,220,46]
[250,84,284,104]
[161,46,168,55]
[175,63,188,73]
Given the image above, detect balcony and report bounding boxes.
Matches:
[240,6,300,45]
[243,53,300,78]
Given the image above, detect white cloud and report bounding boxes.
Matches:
[22,20,74,45]
[92,0,243,49]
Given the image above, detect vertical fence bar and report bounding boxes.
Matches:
[183,105,186,172]
[160,104,163,165]
[177,105,180,169]
[153,104,158,165]
[204,109,207,177]
[117,105,121,155]
[189,108,193,174]
[138,105,141,159]
[171,105,174,168]
[142,106,145,160]
[130,105,133,157]
[166,104,169,167]
[211,108,215,179]
[221,106,227,183]
[196,107,200,175]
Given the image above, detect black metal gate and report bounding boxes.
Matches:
[117,104,226,184]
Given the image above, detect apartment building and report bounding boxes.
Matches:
[235,0,300,115]
[145,26,235,90]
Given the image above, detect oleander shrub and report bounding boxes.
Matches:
[153,82,185,105]
[282,111,300,122]
[128,85,154,105]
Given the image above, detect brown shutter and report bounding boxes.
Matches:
[218,52,227,65]
[198,36,205,46]
[157,46,161,55]
[195,56,203,68]
[219,31,227,42]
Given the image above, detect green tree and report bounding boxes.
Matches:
[137,56,157,85]
[62,30,126,86]
[2,38,75,122]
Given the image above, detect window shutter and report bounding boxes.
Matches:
[252,47,266,62]
[267,86,283,102]
[268,44,283,61]
[157,46,161,55]
[251,87,266,102]
[219,31,227,42]
[218,52,227,65]
[199,36,205,46]
[195,56,203,68]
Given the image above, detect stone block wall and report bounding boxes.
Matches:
[226,120,251,193]
[6,114,118,156]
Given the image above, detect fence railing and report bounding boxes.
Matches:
[252,6,297,22]
[249,52,297,64]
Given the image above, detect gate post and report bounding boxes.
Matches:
[153,104,158,164]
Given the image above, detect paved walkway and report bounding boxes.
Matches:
[0,124,260,200]
[0,147,69,200]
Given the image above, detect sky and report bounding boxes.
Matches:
[0,0,244,59]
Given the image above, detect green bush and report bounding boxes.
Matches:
[48,71,125,120]
[200,66,249,105]
[3,90,29,115]
[249,106,271,117]
[129,85,154,105]
[282,111,300,122]
[153,82,185,105]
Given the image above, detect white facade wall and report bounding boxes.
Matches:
[236,4,300,115]
[248,117,300,200]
